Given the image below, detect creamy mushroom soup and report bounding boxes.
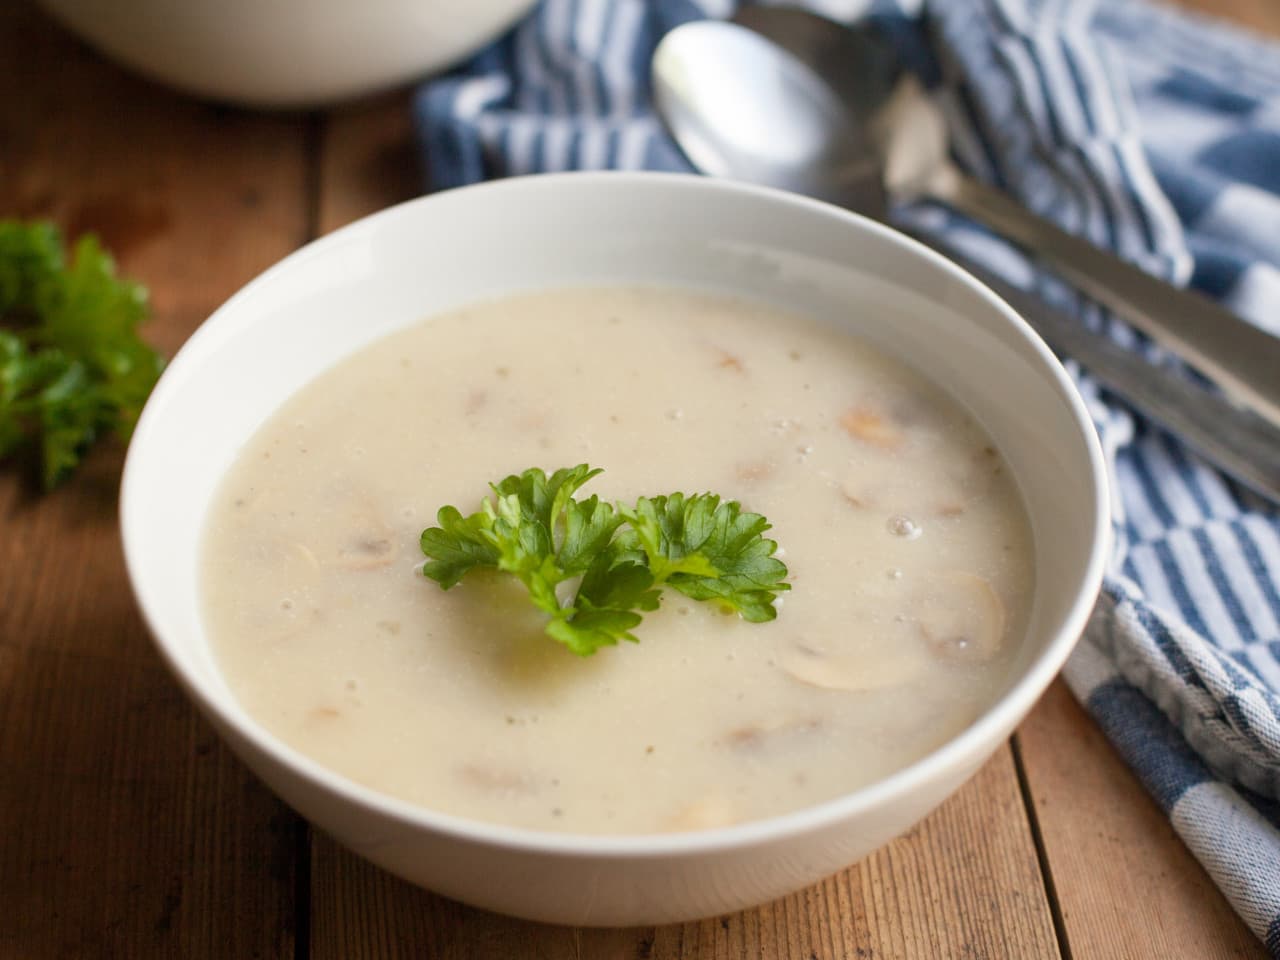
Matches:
[201,287,1034,834]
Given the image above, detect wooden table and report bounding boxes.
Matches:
[2,2,1274,956]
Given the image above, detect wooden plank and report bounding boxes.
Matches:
[0,2,311,955]
[317,89,421,235]
[311,747,1058,959]
[1,54,310,355]
[0,647,298,957]
[1016,682,1266,959]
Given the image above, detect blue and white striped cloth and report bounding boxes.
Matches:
[414,0,1280,949]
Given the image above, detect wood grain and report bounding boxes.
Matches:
[309,748,1059,960]
[1164,0,1280,36]
[317,90,421,235]
[1015,683,1266,959]
[0,2,310,955]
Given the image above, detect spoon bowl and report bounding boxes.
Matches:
[652,19,885,214]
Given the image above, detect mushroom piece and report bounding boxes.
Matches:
[457,763,537,796]
[780,641,928,692]
[666,794,737,831]
[292,542,321,572]
[326,500,399,570]
[719,716,821,751]
[711,346,746,372]
[336,533,396,570]
[736,459,776,484]
[915,572,1007,662]
[935,446,1004,517]
[839,485,873,510]
[839,407,903,450]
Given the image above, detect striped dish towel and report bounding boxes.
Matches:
[414,0,1280,949]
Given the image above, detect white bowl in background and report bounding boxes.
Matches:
[121,172,1108,926]
[39,0,536,107]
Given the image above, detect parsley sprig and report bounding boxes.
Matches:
[0,220,164,488]
[420,465,790,655]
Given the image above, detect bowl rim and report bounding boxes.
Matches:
[121,169,1110,858]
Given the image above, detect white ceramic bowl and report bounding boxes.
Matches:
[39,0,536,107]
[121,172,1108,926]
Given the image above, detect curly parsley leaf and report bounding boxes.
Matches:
[418,505,500,589]
[558,494,626,574]
[0,220,164,489]
[560,545,661,653]
[619,493,790,623]
[419,465,789,656]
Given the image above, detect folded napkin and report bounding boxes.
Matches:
[414,0,1280,950]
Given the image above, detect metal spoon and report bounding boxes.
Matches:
[652,14,1280,503]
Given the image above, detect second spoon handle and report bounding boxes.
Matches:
[932,242,1280,504]
[929,168,1280,431]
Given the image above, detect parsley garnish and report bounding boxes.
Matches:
[0,220,164,489]
[420,465,790,655]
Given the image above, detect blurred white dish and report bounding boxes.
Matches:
[39,0,536,107]
[121,172,1108,925]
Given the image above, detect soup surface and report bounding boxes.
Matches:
[202,287,1034,834]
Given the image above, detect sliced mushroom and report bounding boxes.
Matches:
[915,572,1007,662]
[935,446,1004,517]
[458,763,536,795]
[839,485,872,510]
[330,500,399,570]
[297,491,402,572]
[839,407,902,450]
[517,408,550,431]
[337,534,396,570]
[292,542,321,572]
[780,641,928,692]
[712,347,745,372]
[720,716,821,751]
[666,794,737,831]
[736,459,775,483]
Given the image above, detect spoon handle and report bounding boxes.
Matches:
[930,240,1280,504]
[928,169,1280,431]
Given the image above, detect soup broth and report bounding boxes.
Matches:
[201,287,1034,834]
